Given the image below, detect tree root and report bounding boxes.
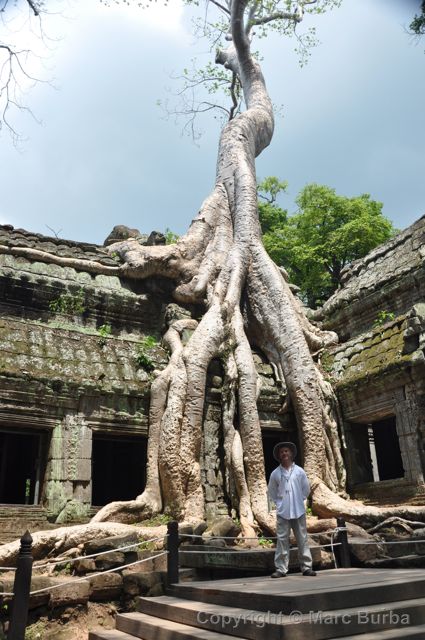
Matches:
[0,523,149,566]
[311,480,425,529]
[368,516,425,535]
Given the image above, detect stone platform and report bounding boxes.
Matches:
[89,567,425,639]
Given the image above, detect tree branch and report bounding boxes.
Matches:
[248,10,302,29]
[26,0,40,16]
[208,0,230,15]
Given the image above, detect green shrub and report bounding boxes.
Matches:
[373,310,395,328]
[49,288,86,315]
[135,336,158,371]
[98,323,112,346]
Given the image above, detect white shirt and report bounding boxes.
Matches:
[268,463,310,520]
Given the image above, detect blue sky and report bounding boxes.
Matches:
[0,0,424,244]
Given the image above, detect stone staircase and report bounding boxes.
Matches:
[0,504,53,544]
[89,567,425,640]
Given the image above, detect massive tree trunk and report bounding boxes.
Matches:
[2,1,425,545]
[87,0,348,535]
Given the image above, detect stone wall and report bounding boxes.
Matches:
[322,216,425,501]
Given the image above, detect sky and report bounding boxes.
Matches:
[0,0,424,244]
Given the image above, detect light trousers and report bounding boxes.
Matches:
[275,513,313,574]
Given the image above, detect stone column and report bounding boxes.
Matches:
[393,387,424,484]
[201,400,227,521]
[43,414,92,522]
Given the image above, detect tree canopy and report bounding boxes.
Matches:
[410,0,425,36]
[259,180,395,308]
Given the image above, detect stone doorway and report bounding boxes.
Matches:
[0,429,46,504]
[91,434,147,506]
[349,416,404,485]
[369,417,404,481]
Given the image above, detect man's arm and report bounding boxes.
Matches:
[300,468,311,499]
[268,468,280,504]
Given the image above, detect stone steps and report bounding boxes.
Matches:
[331,625,425,639]
[0,504,51,544]
[166,570,425,613]
[88,568,425,640]
[134,594,425,640]
[90,610,425,640]
[90,613,243,640]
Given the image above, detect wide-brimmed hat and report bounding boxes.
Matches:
[273,441,297,461]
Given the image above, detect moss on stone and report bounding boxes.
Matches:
[333,317,415,390]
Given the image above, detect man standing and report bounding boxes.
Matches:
[268,441,316,577]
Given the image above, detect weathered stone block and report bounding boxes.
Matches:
[84,532,139,555]
[89,572,122,601]
[75,458,91,481]
[122,570,159,596]
[48,580,90,609]
[49,459,68,481]
[74,558,96,574]
[49,434,64,459]
[95,551,126,571]
[73,481,91,503]
[43,480,73,516]
[147,582,164,597]
[56,499,90,524]
[205,515,240,541]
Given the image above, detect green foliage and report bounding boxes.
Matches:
[54,561,72,575]
[98,323,112,346]
[135,335,158,372]
[164,228,180,245]
[139,513,172,527]
[141,335,158,349]
[138,540,157,552]
[257,177,288,233]
[147,0,342,132]
[110,251,122,263]
[258,536,274,548]
[260,181,395,308]
[373,311,395,328]
[25,620,46,640]
[410,0,425,36]
[49,288,86,315]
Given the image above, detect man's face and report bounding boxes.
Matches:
[278,446,293,464]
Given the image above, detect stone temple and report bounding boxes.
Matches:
[0,217,424,541]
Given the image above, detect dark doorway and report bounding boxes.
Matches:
[371,417,404,481]
[0,430,45,504]
[349,416,404,485]
[92,435,147,506]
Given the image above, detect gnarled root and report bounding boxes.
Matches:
[0,523,146,566]
[311,480,425,528]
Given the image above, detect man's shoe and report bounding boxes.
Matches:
[271,570,286,578]
[302,569,317,576]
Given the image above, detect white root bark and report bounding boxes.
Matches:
[0,523,151,566]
